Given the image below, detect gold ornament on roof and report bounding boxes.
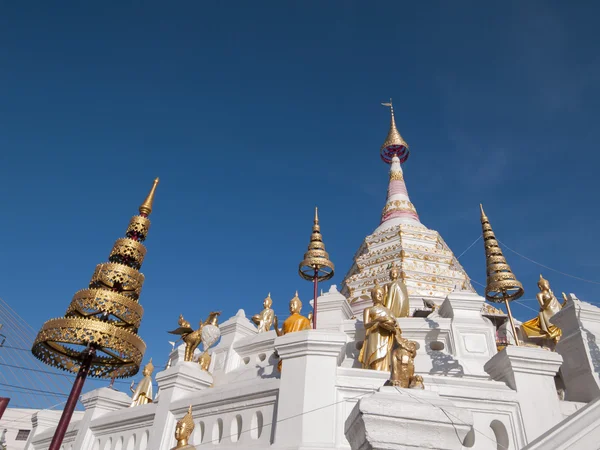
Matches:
[172,405,195,449]
[380,99,410,164]
[32,178,160,378]
[168,312,221,362]
[480,204,522,346]
[521,275,563,344]
[299,207,335,282]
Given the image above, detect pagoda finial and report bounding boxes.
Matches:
[380,99,409,164]
[314,206,319,224]
[480,204,523,346]
[139,177,160,217]
[299,208,334,282]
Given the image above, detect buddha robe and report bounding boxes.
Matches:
[385,279,410,318]
[253,308,275,333]
[522,292,562,340]
[130,375,153,407]
[282,313,311,334]
[358,304,396,371]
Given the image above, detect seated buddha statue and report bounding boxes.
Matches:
[274,292,312,371]
[521,274,563,343]
[252,293,275,333]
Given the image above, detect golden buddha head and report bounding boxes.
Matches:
[264,293,273,309]
[390,263,400,281]
[174,405,194,446]
[142,358,154,377]
[371,281,384,305]
[538,274,551,292]
[290,291,302,313]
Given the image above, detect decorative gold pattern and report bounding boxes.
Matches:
[90,263,145,299]
[381,200,417,216]
[32,317,146,378]
[299,207,334,282]
[32,179,159,378]
[109,238,147,267]
[67,289,144,329]
[390,171,404,181]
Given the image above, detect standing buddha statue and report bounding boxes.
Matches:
[521,274,563,343]
[129,358,154,407]
[384,264,410,318]
[252,293,275,332]
[358,281,396,371]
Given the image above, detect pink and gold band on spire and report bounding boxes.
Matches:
[380,155,420,224]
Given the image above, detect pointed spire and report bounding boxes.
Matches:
[377,155,420,228]
[380,99,410,164]
[480,205,523,303]
[299,207,335,281]
[139,177,160,217]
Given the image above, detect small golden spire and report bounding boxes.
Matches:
[480,203,487,219]
[139,177,160,216]
[299,207,334,281]
[480,204,523,346]
[380,99,409,162]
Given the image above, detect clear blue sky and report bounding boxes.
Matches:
[1,1,599,388]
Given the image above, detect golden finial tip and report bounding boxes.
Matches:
[139,178,160,216]
[314,206,319,223]
[295,290,298,296]
[188,404,193,414]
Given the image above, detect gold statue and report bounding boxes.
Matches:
[129,358,154,407]
[389,325,422,389]
[274,292,312,372]
[358,281,396,371]
[252,293,275,333]
[169,312,221,362]
[171,405,195,450]
[198,351,211,372]
[521,275,563,343]
[384,264,410,318]
[274,292,312,337]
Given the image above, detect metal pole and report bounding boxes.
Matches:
[49,346,96,450]
[313,269,318,329]
[504,298,520,347]
[0,397,10,419]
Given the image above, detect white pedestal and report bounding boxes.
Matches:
[273,329,347,449]
[345,386,473,450]
[313,285,353,331]
[485,345,563,442]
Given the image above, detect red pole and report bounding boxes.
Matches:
[313,269,318,329]
[49,347,96,450]
[0,397,10,419]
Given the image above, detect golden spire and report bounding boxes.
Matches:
[139,177,160,216]
[480,204,523,345]
[299,207,335,281]
[380,99,409,164]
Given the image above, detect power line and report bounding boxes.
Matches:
[0,382,68,398]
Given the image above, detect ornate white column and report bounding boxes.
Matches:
[273,329,347,449]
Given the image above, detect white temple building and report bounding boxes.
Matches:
[20,108,600,450]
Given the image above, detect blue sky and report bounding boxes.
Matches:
[1,1,599,397]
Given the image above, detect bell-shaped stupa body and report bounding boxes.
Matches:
[342,106,473,315]
[32,178,159,378]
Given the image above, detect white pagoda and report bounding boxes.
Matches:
[21,106,600,450]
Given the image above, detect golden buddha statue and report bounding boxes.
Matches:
[384,264,410,318]
[252,293,275,333]
[274,292,312,371]
[274,292,312,337]
[129,358,154,407]
[521,274,563,343]
[389,325,422,389]
[358,281,396,371]
[171,405,195,450]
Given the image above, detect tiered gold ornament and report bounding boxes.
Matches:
[32,178,159,379]
[298,207,334,328]
[480,204,523,346]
